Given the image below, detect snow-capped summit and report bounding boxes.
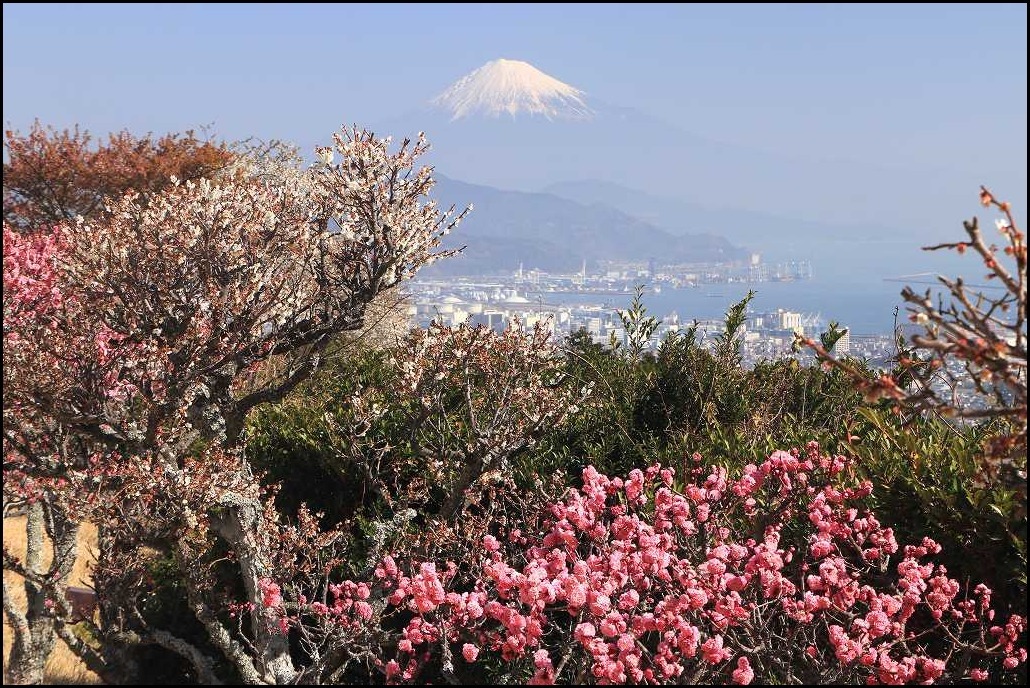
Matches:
[430,58,594,121]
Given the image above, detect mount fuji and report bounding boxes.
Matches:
[384,58,721,201]
[430,58,594,121]
[368,58,983,279]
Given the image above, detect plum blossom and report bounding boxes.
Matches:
[732,656,754,685]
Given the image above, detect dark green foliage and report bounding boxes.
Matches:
[713,289,753,367]
[246,348,394,527]
[819,320,849,353]
[549,294,866,477]
[615,284,660,358]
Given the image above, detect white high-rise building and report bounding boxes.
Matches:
[777,310,804,334]
[835,329,851,354]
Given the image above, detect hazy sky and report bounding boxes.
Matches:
[3,3,1027,197]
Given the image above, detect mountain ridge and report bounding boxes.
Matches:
[420,175,746,276]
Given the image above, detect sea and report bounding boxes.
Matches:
[591,238,996,336]
[529,276,910,336]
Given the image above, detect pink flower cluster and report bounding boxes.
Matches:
[308,443,1026,684]
[301,579,374,626]
[2,225,66,324]
[259,577,283,608]
[256,577,290,635]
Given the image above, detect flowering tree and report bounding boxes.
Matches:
[3,126,468,683]
[805,187,1026,511]
[283,445,1024,685]
[3,123,237,683]
[3,227,100,684]
[330,320,589,522]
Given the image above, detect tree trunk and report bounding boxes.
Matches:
[211,493,296,684]
[4,643,47,685]
[3,502,60,684]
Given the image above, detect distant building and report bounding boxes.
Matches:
[835,329,851,354]
[774,309,804,335]
[470,311,508,333]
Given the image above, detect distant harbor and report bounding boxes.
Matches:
[411,248,930,339]
[526,288,636,297]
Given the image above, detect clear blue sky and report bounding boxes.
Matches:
[3,3,1027,191]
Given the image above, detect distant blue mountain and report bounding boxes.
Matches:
[541,178,903,248]
[540,178,966,282]
[422,176,746,276]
